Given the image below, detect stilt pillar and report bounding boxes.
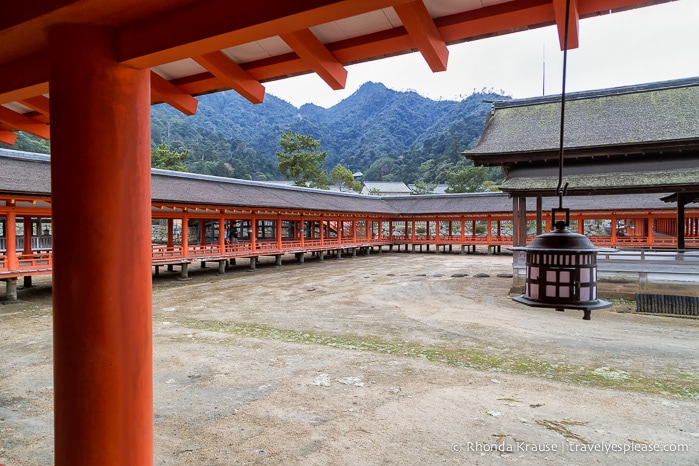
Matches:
[49,25,153,465]
[4,278,18,303]
[275,254,283,267]
[218,260,227,275]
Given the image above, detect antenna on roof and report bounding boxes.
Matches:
[542,43,546,96]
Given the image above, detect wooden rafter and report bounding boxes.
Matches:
[193,51,265,104]
[0,130,18,145]
[117,0,413,68]
[394,0,448,72]
[0,105,50,139]
[0,53,49,104]
[280,29,347,90]
[19,95,51,123]
[0,0,663,118]
[0,0,80,31]
[552,0,580,50]
[150,72,199,115]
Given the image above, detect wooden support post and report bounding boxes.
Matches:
[512,197,520,247]
[678,194,687,250]
[5,210,18,271]
[4,277,18,303]
[167,218,174,249]
[182,215,189,258]
[320,218,325,247]
[518,197,528,246]
[274,217,283,251]
[49,25,152,465]
[23,216,33,257]
[219,216,225,254]
[250,217,257,251]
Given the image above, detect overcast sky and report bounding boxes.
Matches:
[265,0,699,108]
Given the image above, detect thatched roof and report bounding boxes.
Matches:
[1,148,682,216]
[465,77,699,164]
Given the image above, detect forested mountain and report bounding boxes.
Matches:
[4,82,509,184]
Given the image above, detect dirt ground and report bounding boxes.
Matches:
[1,251,698,465]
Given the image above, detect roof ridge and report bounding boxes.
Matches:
[491,76,699,109]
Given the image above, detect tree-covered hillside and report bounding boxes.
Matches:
[3,82,509,185]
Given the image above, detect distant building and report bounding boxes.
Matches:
[361,181,412,196]
[407,183,450,194]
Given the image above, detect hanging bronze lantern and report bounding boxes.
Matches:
[511,217,612,320]
[510,0,615,320]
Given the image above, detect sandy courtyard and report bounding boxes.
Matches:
[1,252,698,465]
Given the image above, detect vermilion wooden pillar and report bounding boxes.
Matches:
[49,26,153,465]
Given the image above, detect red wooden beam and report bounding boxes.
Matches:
[0,0,80,31]
[553,0,580,50]
[0,105,50,139]
[118,0,414,68]
[193,51,265,104]
[150,71,199,115]
[436,0,553,43]
[19,95,51,123]
[0,53,50,104]
[393,0,448,72]
[0,130,18,145]
[280,29,347,90]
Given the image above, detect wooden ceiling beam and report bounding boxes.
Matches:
[0,105,50,139]
[553,0,580,50]
[150,71,199,115]
[393,0,448,72]
[0,53,49,104]
[117,0,413,69]
[193,51,265,104]
[0,0,80,31]
[280,29,347,90]
[0,130,18,145]
[436,0,552,43]
[19,95,51,123]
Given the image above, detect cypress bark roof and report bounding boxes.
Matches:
[465,77,699,162]
[0,148,680,214]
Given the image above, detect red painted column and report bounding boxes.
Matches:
[276,217,283,249]
[23,216,33,256]
[181,215,189,256]
[199,219,206,246]
[5,209,18,270]
[219,216,226,253]
[49,25,153,465]
[320,218,325,246]
[167,218,174,249]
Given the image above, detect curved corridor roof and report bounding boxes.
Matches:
[0,148,677,215]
